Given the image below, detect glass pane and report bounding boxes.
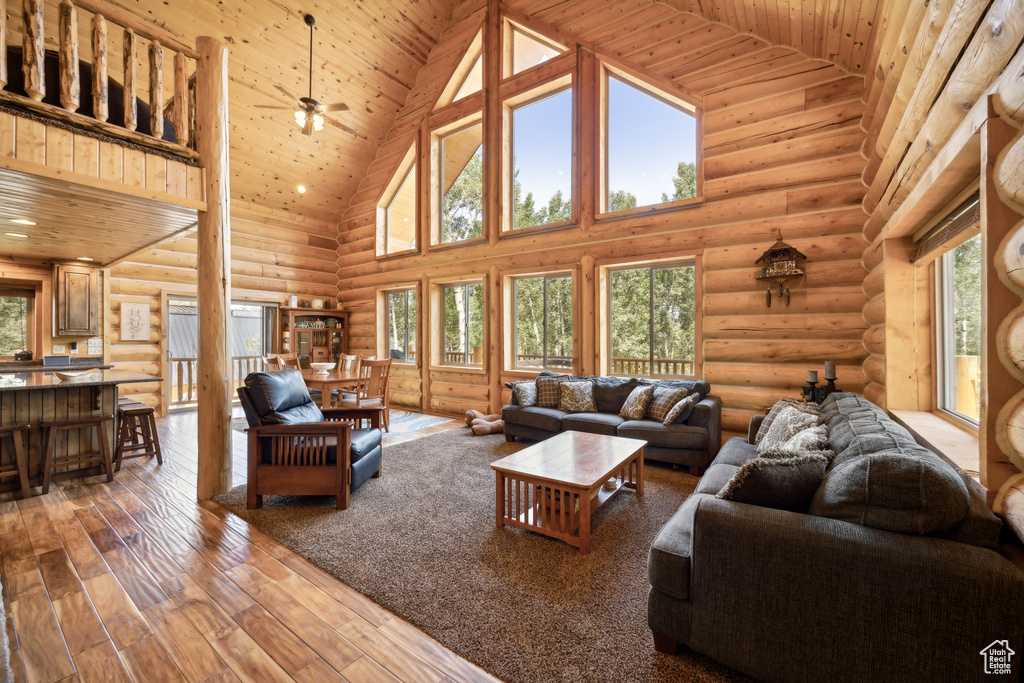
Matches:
[0,295,29,355]
[606,75,697,211]
[386,165,416,253]
[408,292,417,360]
[514,278,545,368]
[512,89,572,230]
[443,284,484,366]
[454,55,482,101]
[230,303,269,357]
[512,29,562,74]
[441,124,484,243]
[467,283,484,365]
[951,234,982,420]
[610,268,650,375]
[652,265,695,377]
[546,276,573,369]
[387,291,407,359]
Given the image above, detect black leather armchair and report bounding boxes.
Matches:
[237,370,383,510]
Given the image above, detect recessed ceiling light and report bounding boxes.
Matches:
[5,232,28,238]
[297,185,307,194]
[10,219,36,225]
[76,257,94,261]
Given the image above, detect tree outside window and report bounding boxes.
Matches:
[939,234,982,421]
[0,289,31,356]
[511,89,573,231]
[387,290,416,362]
[609,263,696,377]
[443,283,484,366]
[513,275,572,370]
[441,124,484,244]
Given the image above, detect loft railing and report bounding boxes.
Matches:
[169,355,265,408]
[0,0,198,158]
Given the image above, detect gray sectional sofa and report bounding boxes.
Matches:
[501,371,722,470]
[647,392,1024,683]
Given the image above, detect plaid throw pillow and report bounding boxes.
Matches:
[512,381,537,407]
[646,386,691,422]
[558,380,597,413]
[536,376,563,408]
[663,393,700,425]
[619,384,655,420]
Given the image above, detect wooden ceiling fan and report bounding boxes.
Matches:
[254,14,356,136]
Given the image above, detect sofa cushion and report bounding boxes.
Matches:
[639,378,711,401]
[558,380,598,413]
[536,376,564,408]
[618,420,708,451]
[694,463,739,495]
[591,376,638,414]
[827,416,915,454]
[619,384,655,420]
[511,381,537,407]
[943,485,1003,550]
[714,437,757,467]
[835,430,919,461]
[561,412,625,436]
[501,405,567,432]
[244,370,323,425]
[349,428,382,463]
[756,406,819,456]
[717,454,830,512]
[755,399,820,445]
[809,446,971,534]
[664,393,701,425]
[648,494,704,601]
[646,386,691,423]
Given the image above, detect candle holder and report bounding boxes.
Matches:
[802,379,840,405]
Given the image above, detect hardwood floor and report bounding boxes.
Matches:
[0,409,494,683]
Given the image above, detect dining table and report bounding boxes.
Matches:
[300,367,362,409]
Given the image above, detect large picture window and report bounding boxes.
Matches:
[440,123,484,244]
[936,234,982,423]
[0,286,33,357]
[512,274,572,371]
[443,282,484,366]
[386,289,417,362]
[608,263,696,377]
[510,88,573,231]
[603,73,698,213]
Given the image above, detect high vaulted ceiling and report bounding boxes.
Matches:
[57,0,882,227]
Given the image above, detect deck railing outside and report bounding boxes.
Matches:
[510,354,694,376]
[168,355,265,408]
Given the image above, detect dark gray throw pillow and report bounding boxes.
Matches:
[716,454,830,512]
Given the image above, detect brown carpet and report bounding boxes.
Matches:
[214,429,750,683]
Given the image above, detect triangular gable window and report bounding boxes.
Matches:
[453,55,482,101]
[510,26,567,76]
[436,32,483,109]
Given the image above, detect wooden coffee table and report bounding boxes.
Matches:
[491,431,645,554]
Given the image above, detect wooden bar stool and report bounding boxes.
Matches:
[115,402,162,472]
[0,426,31,499]
[40,416,114,494]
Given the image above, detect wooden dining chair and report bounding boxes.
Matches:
[263,354,281,370]
[336,358,392,431]
[280,356,300,369]
[338,354,358,372]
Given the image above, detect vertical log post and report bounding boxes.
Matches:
[123,28,137,131]
[58,0,80,113]
[483,0,501,245]
[195,36,232,499]
[173,52,189,147]
[0,0,8,88]
[91,14,108,122]
[149,40,163,138]
[22,0,45,101]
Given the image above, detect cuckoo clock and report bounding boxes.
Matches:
[755,233,807,307]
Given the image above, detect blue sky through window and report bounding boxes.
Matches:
[608,76,696,208]
[514,89,573,213]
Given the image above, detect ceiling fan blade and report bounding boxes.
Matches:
[274,84,299,102]
[253,105,294,110]
[302,118,314,136]
[324,115,359,137]
[321,103,349,112]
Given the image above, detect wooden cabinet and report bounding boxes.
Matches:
[54,264,99,336]
[279,307,348,363]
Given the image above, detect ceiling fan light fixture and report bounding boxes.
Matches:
[313,113,325,132]
[294,109,307,127]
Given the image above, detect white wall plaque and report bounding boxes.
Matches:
[120,302,151,341]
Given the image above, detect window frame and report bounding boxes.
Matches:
[429,276,487,371]
[430,114,487,249]
[502,20,570,80]
[504,268,577,374]
[377,284,420,367]
[598,63,703,219]
[597,253,703,380]
[376,144,419,259]
[501,74,577,236]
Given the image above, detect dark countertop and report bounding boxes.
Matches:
[0,370,161,391]
[0,359,109,373]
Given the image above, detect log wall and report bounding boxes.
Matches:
[337,2,870,435]
[108,203,339,412]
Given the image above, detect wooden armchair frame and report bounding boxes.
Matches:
[245,407,382,510]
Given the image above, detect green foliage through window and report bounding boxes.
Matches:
[609,264,696,377]
[513,275,572,370]
[0,292,30,356]
[511,88,573,230]
[387,290,417,361]
[443,283,484,366]
[441,124,484,244]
